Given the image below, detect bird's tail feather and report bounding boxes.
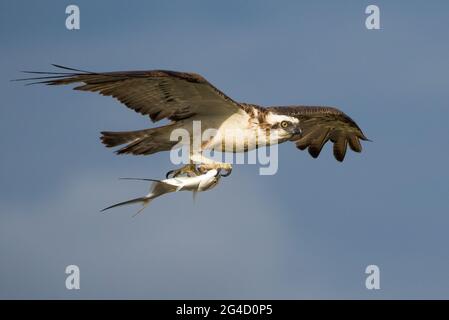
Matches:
[100,124,178,155]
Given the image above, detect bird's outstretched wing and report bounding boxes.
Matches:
[269,106,369,162]
[16,65,244,122]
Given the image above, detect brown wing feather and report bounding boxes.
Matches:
[18,66,243,122]
[333,136,348,162]
[308,127,331,158]
[348,135,362,152]
[268,106,368,162]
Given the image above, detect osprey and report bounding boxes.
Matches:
[20,65,368,175]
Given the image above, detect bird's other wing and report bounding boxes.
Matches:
[268,106,369,162]
[16,65,245,122]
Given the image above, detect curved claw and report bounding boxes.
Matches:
[220,167,232,177]
[166,164,200,178]
[165,169,175,179]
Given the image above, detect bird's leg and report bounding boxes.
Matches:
[165,163,201,178]
[166,146,202,178]
[166,153,233,178]
[191,154,233,177]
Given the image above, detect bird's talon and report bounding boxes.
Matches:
[220,167,232,177]
[197,163,233,177]
[166,164,199,178]
[165,169,175,179]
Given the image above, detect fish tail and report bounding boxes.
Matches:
[101,196,151,213]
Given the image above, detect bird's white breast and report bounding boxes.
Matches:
[202,108,281,152]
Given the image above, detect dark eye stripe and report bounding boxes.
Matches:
[271,121,290,129]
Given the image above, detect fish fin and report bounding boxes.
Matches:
[132,201,151,218]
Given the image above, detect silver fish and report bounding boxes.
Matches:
[101,169,221,215]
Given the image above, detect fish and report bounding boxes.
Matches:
[101,169,221,216]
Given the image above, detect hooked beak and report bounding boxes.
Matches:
[291,126,303,137]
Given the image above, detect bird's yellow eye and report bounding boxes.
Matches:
[281,121,289,128]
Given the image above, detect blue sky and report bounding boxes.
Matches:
[1,0,448,298]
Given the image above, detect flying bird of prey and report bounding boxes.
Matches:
[19,65,368,175]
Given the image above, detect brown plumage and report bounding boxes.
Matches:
[17,65,369,162]
[268,106,368,162]
[21,65,242,122]
[101,124,178,155]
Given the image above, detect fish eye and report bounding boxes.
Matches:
[281,121,289,128]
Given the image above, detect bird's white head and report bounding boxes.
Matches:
[265,113,301,140]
